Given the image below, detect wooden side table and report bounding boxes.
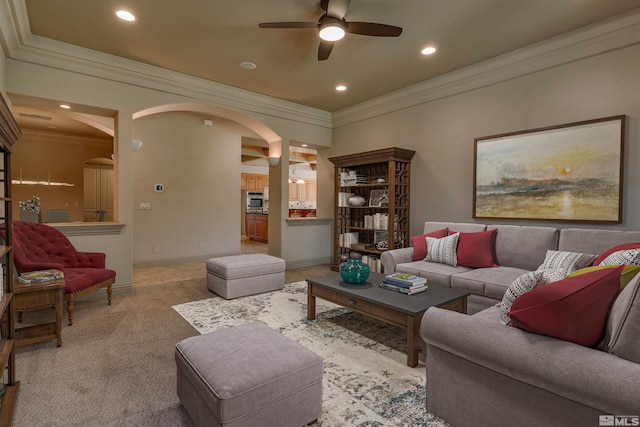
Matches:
[13,279,64,347]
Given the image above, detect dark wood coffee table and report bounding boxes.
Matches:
[307,272,469,367]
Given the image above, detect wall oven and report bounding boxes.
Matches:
[246,192,264,213]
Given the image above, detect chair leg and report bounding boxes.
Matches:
[107,283,112,305]
[67,300,74,326]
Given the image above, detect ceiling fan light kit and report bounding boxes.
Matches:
[319,17,346,41]
[259,0,402,60]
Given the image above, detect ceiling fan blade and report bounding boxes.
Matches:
[318,40,334,61]
[326,0,350,19]
[259,22,318,29]
[346,22,402,37]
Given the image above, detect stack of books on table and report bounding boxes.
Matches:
[18,269,64,284]
[380,274,428,295]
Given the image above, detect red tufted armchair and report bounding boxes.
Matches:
[12,221,116,325]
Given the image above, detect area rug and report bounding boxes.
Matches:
[172,281,448,427]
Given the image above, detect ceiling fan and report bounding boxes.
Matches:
[258,0,402,61]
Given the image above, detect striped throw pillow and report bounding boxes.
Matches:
[537,250,596,276]
[426,233,459,267]
[599,249,640,266]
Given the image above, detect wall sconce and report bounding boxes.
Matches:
[132,139,143,152]
[267,157,280,166]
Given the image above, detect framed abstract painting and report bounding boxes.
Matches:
[473,115,625,223]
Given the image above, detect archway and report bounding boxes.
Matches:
[130,103,284,261]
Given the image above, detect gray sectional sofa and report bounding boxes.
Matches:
[381,221,640,314]
[381,221,640,426]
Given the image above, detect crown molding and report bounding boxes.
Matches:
[2,1,331,129]
[332,8,640,128]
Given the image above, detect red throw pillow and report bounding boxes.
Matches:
[410,227,448,261]
[455,229,498,268]
[593,242,640,266]
[508,265,623,347]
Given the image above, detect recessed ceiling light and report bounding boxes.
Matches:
[421,46,437,55]
[301,144,308,147]
[116,10,136,22]
[240,62,257,70]
[336,85,347,91]
[60,104,71,109]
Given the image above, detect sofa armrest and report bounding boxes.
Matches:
[380,247,414,273]
[421,308,640,413]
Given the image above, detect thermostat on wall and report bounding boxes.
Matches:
[154,183,165,193]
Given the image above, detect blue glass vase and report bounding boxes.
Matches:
[339,259,371,284]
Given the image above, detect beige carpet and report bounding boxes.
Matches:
[12,261,440,426]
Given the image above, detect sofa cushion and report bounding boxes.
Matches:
[559,228,640,257]
[423,221,486,234]
[64,268,117,295]
[451,266,530,301]
[593,242,640,265]
[455,229,498,268]
[410,227,448,261]
[487,225,558,271]
[599,248,640,266]
[536,250,596,276]
[426,233,459,267]
[499,269,565,325]
[604,273,640,363]
[396,261,472,287]
[509,266,623,347]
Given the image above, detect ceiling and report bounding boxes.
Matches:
[21,0,640,112]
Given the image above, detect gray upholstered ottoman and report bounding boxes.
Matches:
[206,254,285,299]
[175,321,324,427]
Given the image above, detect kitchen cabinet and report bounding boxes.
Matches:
[246,175,257,191]
[288,180,316,202]
[0,94,20,426]
[329,147,415,271]
[241,173,268,192]
[245,213,268,243]
[306,181,317,202]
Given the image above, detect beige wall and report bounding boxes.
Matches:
[320,43,640,234]
[11,130,113,222]
[132,111,256,262]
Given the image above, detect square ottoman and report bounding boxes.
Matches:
[206,254,285,299]
[175,321,324,427]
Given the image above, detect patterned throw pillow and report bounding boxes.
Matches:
[410,227,449,261]
[537,250,597,276]
[599,249,640,266]
[426,233,459,267]
[500,269,564,325]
